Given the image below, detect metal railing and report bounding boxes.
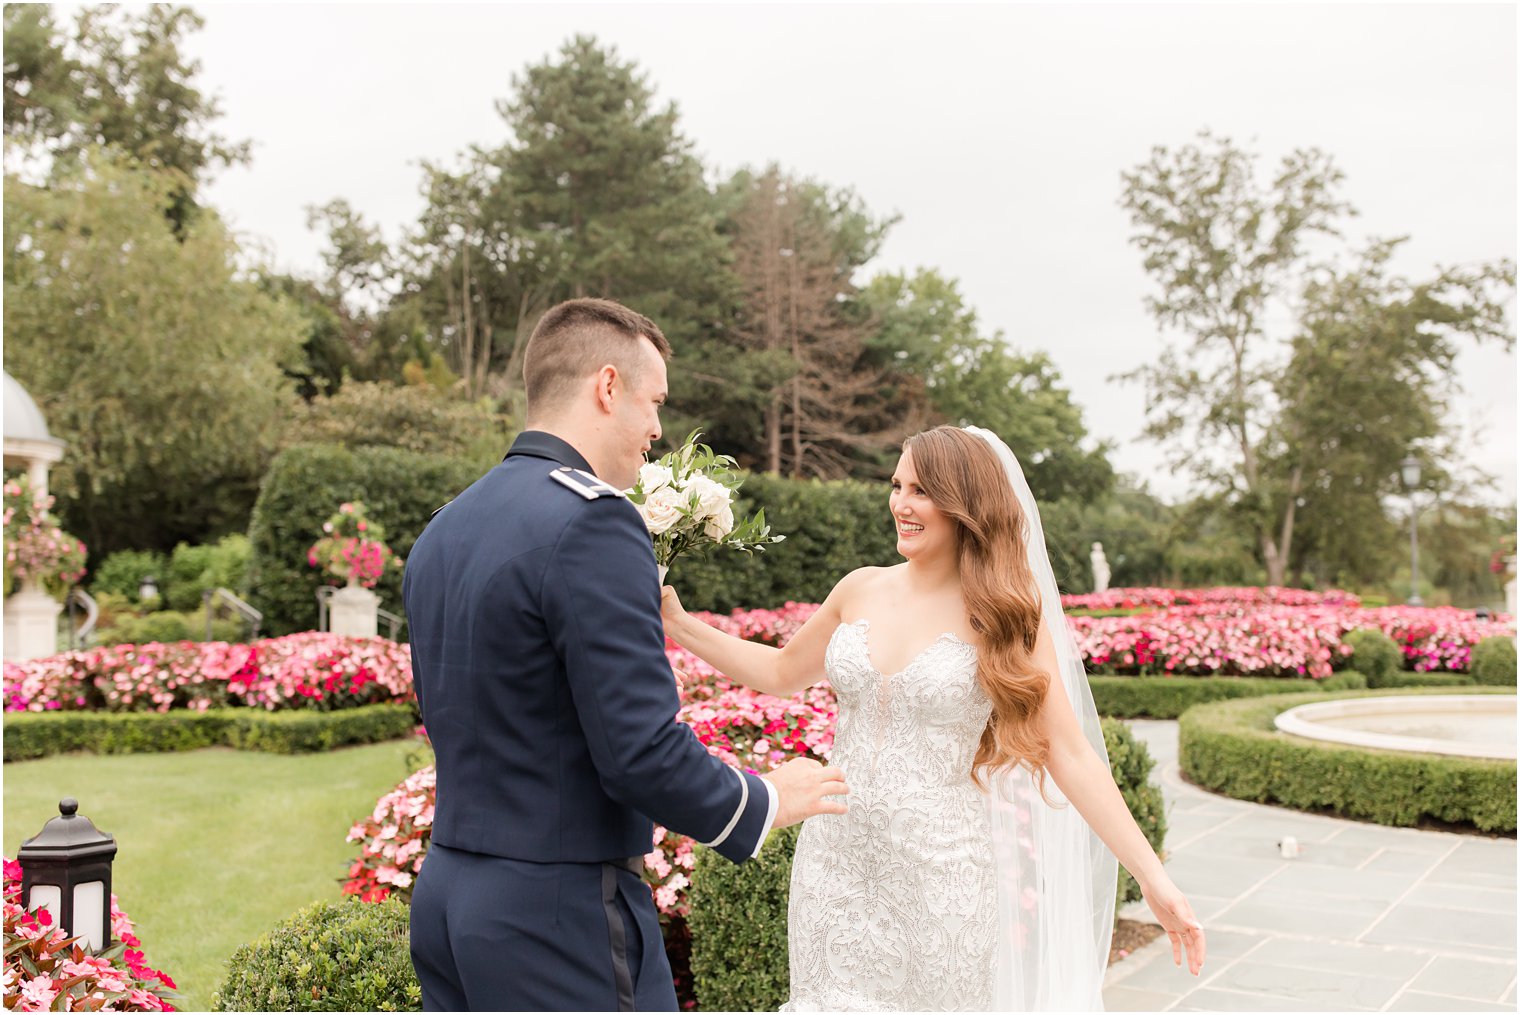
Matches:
[315,585,403,641]
[64,586,98,649]
[202,587,262,642]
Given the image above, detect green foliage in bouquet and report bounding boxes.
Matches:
[214,898,420,1012]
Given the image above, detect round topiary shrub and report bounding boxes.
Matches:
[214,897,419,1012]
[1471,636,1518,686]
[1343,627,1402,687]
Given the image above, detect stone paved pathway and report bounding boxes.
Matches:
[1102,720,1517,1012]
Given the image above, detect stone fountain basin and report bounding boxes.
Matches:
[1274,694,1517,760]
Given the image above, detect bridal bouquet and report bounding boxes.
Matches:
[627,432,783,578]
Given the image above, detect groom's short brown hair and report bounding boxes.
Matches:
[523,298,672,416]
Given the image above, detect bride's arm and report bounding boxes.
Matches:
[1033,618,1208,976]
[661,569,868,698]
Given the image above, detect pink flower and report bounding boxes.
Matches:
[19,976,58,1008]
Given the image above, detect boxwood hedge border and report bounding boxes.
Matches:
[2,703,419,762]
[1178,687,1516,833]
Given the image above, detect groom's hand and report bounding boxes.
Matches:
[763,758,849,828]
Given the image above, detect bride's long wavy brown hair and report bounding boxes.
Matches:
[902,425,1049,791]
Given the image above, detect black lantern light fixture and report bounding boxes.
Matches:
[17,798,117,951]
[138,575,159,603]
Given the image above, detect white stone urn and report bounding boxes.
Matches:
[4,577,62,661]
[330,578,379,638]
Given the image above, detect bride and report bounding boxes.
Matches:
[660,425,1205,1011]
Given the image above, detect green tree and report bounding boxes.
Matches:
[1273,240,1514,587]
[3,4,251,230]
[722,166,905,478]
[371,35,742,430]
[2,4,78,143]
[255,271,356,400]
[1119,130,1513,586]
[865,269,1114,503]
[3,153,305,556]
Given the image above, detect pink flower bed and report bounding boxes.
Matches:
[3,634,413,713]
[1062,585,1361,612]
[1074,603,1514,678]
[341,590,1514,927]
[2,857,178,1011]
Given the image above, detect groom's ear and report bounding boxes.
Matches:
[593,363,620,413]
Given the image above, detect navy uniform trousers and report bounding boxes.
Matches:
[409,845,670,1011]
[404,432,772,1012]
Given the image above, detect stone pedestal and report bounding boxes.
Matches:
[4,581,61,661]
[330,582,378,638]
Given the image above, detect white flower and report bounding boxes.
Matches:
[641,486,686,535]
[703,502,735,540]
[684,474,733,521]
[636,462,675,494]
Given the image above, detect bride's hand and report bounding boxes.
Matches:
[1141,875,1206,975]
[660,584,687,633]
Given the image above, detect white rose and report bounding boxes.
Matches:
[640,486,685,535]
[703,502,735,540]
[636,462,674,494]
[684,474,733,521]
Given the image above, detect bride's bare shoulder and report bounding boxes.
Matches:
[829,564,901,614]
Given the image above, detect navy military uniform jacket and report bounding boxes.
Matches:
[403,431,772,1011]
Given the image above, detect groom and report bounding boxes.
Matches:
[403,298,848,1011]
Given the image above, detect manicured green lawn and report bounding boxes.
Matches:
[3,738,422,1011]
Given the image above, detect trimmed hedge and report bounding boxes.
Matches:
[214,898,420,1012]
[687,718,1165,1011]
[1179,688,1516,832]
[687,823,800,1011]
[1370,670,1476,689]
[1089,672,1366,719]
[2,703,418,761]
[1105,718,1166,909]
[1472,636,1518,686]
[248,443,483,636]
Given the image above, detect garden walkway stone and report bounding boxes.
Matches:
[1102,719,1517,1012]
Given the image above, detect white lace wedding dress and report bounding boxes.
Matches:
[781,618,997,1011]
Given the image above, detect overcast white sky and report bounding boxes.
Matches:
[182,2,1517,505]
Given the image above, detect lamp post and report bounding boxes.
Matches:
[17,798,117,951]
[1400,456,1423,607]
